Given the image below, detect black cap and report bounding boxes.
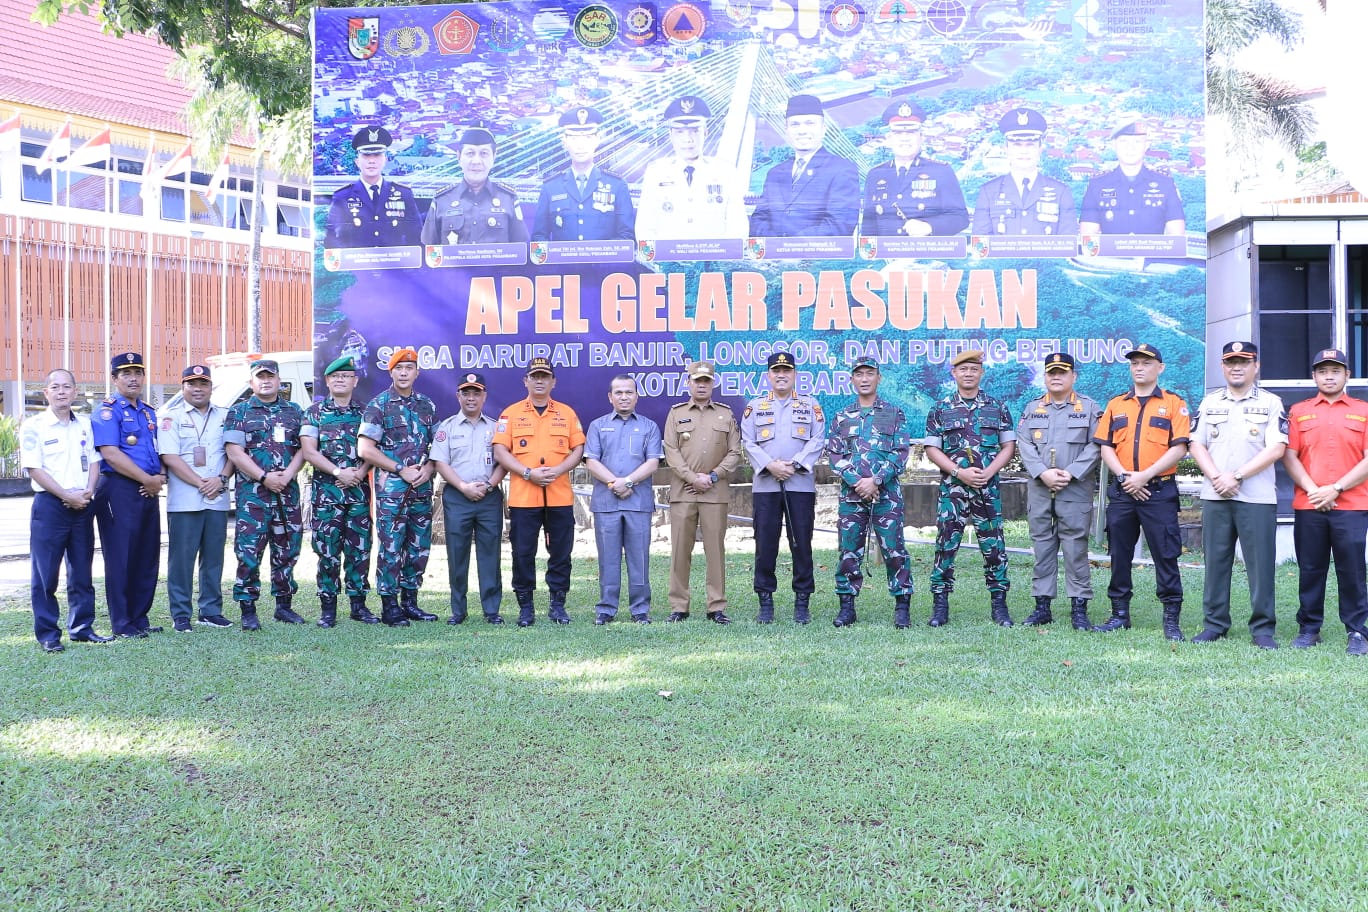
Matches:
[999,108,1047,140]
[767,352,796,370]
[457,372,487,390]
[181,364,212,380]
[1126,343,1163,363]
[1221,341,1257,361]
[526,357,554,376]
[663,95,711,125]
[458,127,496,148]
[111,352,144,373]
[352,126,393,154]
[785,95,823,118]
[1312,347,1349,369]
[1043,353,1075,373]
[559,107,604,133]
[883,99,926,131]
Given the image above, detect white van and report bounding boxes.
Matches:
[164,351,316,411]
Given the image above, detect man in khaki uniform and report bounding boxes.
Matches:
[663,361,741,623]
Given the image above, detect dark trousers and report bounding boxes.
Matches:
[30,491,97,644]
[509,505,574,596]
[1201,499,1277,637]
[752,490,815,594]
[167,510,228,622]
[1293,508,1368,636]
[1105,478,1182,606]
[443,486,503,618]
[94,473,162,635]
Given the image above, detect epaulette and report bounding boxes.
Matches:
[670,401,691,409]
[102,397,114,405]
[491,180,519,197]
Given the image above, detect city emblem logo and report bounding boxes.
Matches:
[348,17,379,59]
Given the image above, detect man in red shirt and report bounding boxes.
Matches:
[1282,348,1368,655]
[492,357,586,627]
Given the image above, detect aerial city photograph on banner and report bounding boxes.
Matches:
[312,0,1205,432]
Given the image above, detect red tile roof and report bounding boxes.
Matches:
[0,5,190,133]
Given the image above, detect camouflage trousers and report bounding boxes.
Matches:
[835,492,913,597]
[375,488,432,596]
[233,484,303,603]
[931,480,1008,595]
[312,493,372,598]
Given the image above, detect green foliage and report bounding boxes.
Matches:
[0,415,18,477]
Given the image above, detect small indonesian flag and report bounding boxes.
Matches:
[205,151,231,204]
[36,117,71,175]
[66,126,111,169]
[0,112,20,154]
[153,138,193,182]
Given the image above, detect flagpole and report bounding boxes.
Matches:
[220,237,229,355]
[62,162,71,370]
[103,133,113,390]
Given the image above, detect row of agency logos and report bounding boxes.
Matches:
[343,1,968,60]
[322,232,1195,272]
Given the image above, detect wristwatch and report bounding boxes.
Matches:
[1334,482,1345,493]
[1233,472,1244,482]
[332,466,343,478]
[624,479,636,490]
[218,474,229,486]
[523,467,532,480]
[709,471,719,484]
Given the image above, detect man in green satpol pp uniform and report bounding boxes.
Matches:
[923,349,1018,628]
[301,355,377,627]
[827,356,914,628]
[359,348,439,627]
[223,359,308,630]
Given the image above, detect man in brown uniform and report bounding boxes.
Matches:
[663,361,741,623]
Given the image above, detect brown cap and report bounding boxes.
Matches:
[688,360,715,380]
[950,349,984,367]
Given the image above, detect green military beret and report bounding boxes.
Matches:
[324,355,356,376]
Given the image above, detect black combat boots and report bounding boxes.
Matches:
[1023,596,1053,626]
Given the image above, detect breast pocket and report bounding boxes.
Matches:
[1066,418,1092,444]
[1145,416,1172,446]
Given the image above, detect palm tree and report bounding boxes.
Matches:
[171,51,310,351]
[1206,0,1323,163]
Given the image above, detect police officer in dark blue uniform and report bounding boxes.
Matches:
[861,99,968,237]
[971,108,1078,237]
[91,351,166,638]
[324,126,423,248]
[750,94,861,238]
[532,106,634,242]
[1079,116,1185,236]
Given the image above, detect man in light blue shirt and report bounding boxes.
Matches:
[583,375,663,624]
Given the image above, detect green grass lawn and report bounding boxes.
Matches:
[2,545,1363,911]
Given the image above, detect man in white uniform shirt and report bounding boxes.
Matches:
[635,95,747,240]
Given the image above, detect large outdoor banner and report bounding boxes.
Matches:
[313,0,1205,433]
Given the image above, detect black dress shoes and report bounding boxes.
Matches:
[71,631,115,644]
[41,640,64,653]
[706,611,732,625]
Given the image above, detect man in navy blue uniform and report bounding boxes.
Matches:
[532,106,634,242]
[971,108,1078,238]
[861,99,968,238]
[1079,116,1185,236]
[750,94,860,238]
[21,369,111,652]
[325,126,423,248]
[91,351,166,639]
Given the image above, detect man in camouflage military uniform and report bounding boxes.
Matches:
[301,355,377,627]
[923,350,1018,627]
[359,348,439,627]
[1014,353,1103,630]
[741,352,827,624]
[828,356,913,628]
[662,361,742,624]
[420,128,528,247]
[223,359,308,630]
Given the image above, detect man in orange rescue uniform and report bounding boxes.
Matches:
[492,357,586,627]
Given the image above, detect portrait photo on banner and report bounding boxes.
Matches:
[312,0,1206,434]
